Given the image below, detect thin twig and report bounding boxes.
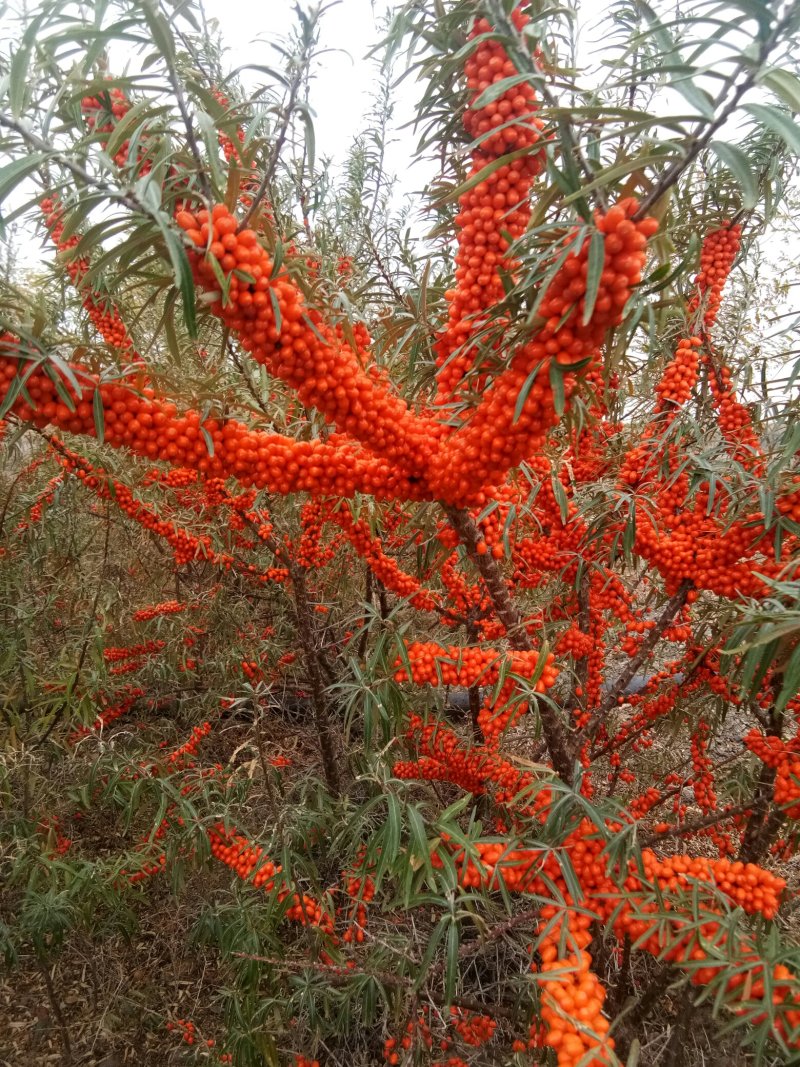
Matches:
[582,580,692,747]
[229,951,522,1021]
[639,803,751,847]
[239,63,305,230]
[634,2,800,219]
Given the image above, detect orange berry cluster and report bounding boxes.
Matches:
[14,474,63,532]
[776,478,800,525]
[0,354,429,502]
[295,501,337,569]
[80,87,144,170]
[394,715,550,815]
[450,1007,496,1046]
[125,852,167,885]
[439,551,491,628]
[395,642,558,742]
[464,9,541,153]
[164,721,212,768]
[617,614,657,658]
[654,336,702,411]
[240,659,264,682]
[208,824,333,934]
[428,200,657,506]
[436,835,547,893]
[640,853,784,921]
[537,907,615,1066]
[383,1011,433,1063]
[620,449,782,597]
[333,507,438,611]
[211,89,260,206]
[393,641,554,691]
[341,848,375,944]
[108,659,146,676]
[745,730,800,818]
[104,641,165,662]
[40,199,145,367]
[706,358,764,467]
[688,222,741,329]
[165,1018,197,1045]
[600,853,800,1038]
[176,203,442,482]
[421,783,798,1051]
[68,687,144,743]
[38,816,72,857]
[435,8,544,404]
[502,820,795,1048]
[132,599,187,622]
[52,443,287,583]
[690,719,717,812]
[557,625,594,659]
[165,1018,226,1055]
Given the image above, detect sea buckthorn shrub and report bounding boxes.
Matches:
[1,2,799,1067]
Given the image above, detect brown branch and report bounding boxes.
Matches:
[739,683,785,862]
[639,803,750,848]
[633,2,800,219]
[229,951,522,1022]
[291,564,340,795]
[239,63,305,230]
[37,959,73,1064]
[158,26,213,203]
[357,564,374,660]
[36,492,112,748]
[426,906,541,984]
[444,505,573,783]
[465,613,482,742]
[582,580,692,748]
[227,339,272,417]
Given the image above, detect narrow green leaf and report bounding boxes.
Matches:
[549,360,567,417]
[710,141,758,209]
[162,226,197,339]
[0,374,22,418]
[92,389,105,443]
[270,237,285,281]
[551,475,569,524]
[295,102,316,175]
[626,1039,641,1065]
[512,358,548,425]
[140,1,176,62]
[268,287,283,335]
[445,919,459,1003]
[760,69,800,114]
[472,72,534,108]
[0,154,46,206]
[583,230,605,325]
[9,14,44,117]
[413,915,448,992]
[776,642,800,715]
[670,68,715,120]
[57,195,106,244]
[746,103,800,155]
[560,151,675,205]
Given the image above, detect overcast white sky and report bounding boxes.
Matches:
[194,0,438,209]
[1,0,438,265]
[200,0,406,162]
